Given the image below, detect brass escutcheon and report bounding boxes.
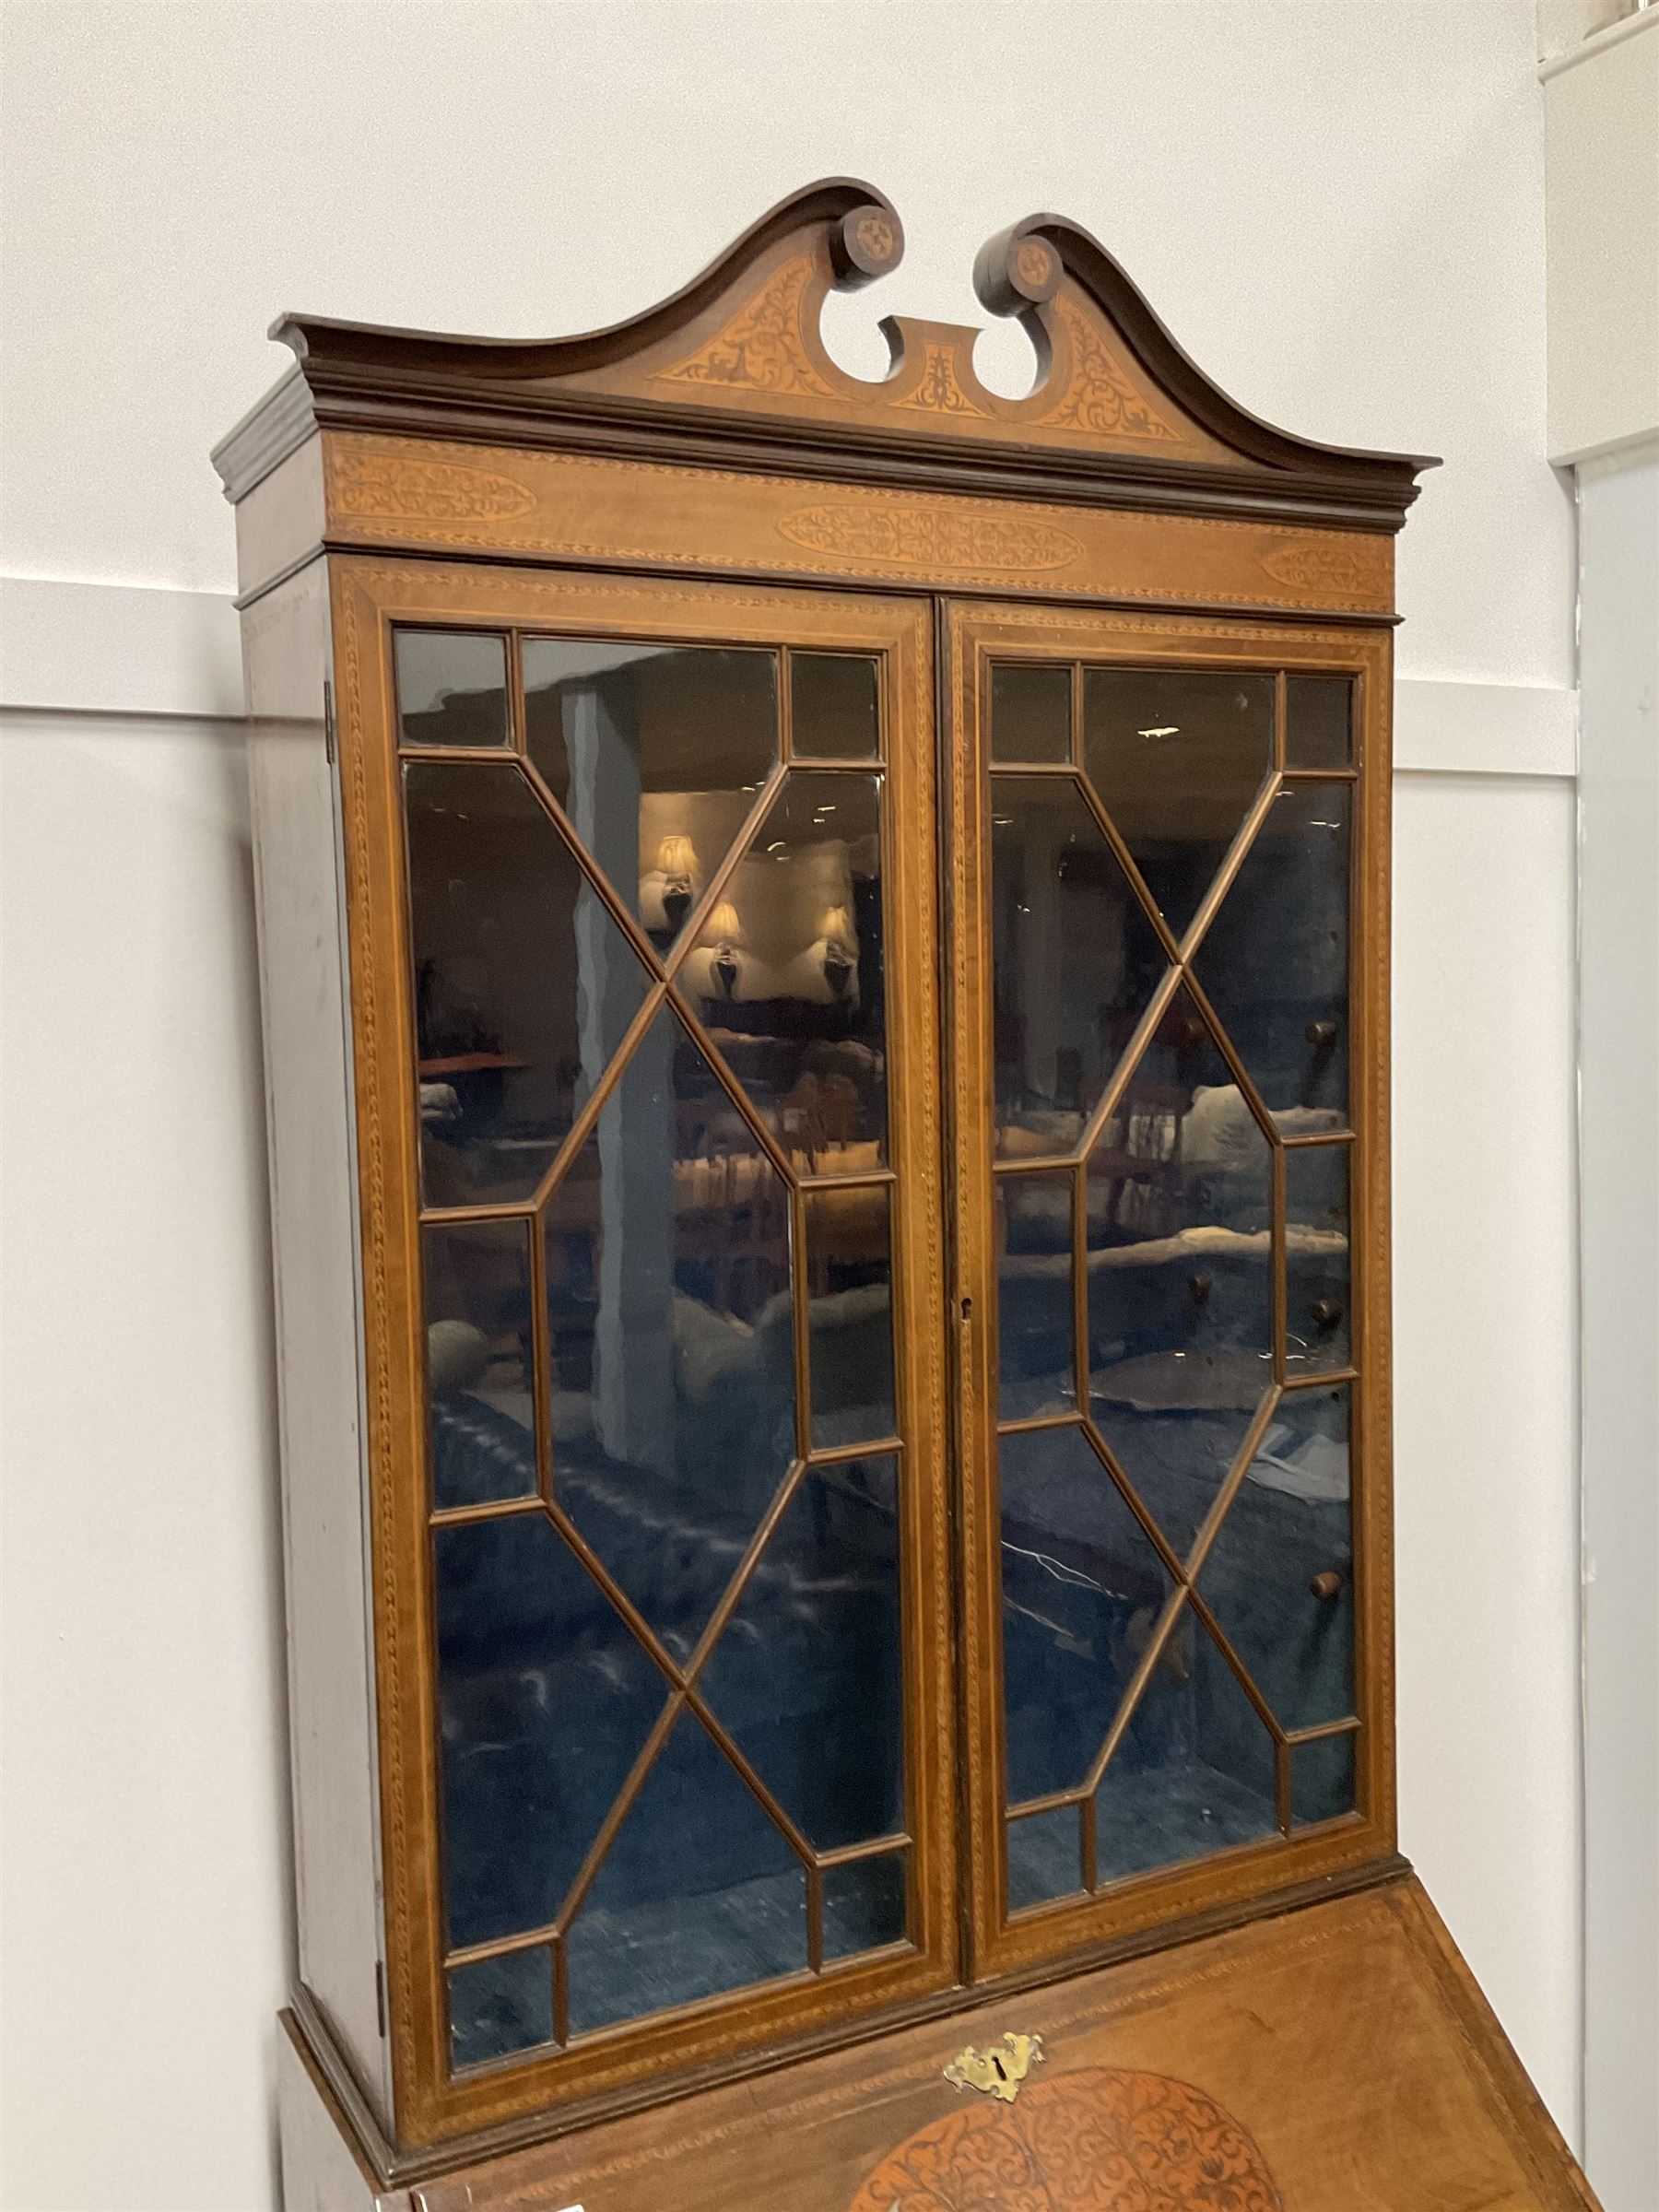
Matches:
[942,2030,1045,2103]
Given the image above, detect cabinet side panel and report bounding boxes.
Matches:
[278,2019,407,2212]
[243,559,392,2123]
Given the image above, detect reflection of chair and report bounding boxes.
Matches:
[706,1153,791,1319]
[1087,1078,1188,1244]
[777,1070,861,1162]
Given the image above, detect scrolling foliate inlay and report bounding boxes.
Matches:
[778,500,1081,573]
[893,343,991,419]
[1039,295,1186,444]
[853,2067,1284,2212]
[1259,537,1382,598]
[658,256,840,400]
[332,451,536,523]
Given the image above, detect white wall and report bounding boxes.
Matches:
[1575,445,1659,2212]
[0,6,1583,2208]
[1543,8,1659,461]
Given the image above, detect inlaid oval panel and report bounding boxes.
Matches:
[850,2067,1283,2212]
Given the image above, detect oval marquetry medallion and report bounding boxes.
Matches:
[849,2067,1283,2212]
[779,502,1081,574]
[331,452,536,522]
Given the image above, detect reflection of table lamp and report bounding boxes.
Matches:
[657,835,696,935]
[707,900,745,999]
[820,903,855,1000]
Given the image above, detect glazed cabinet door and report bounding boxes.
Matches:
[329,560,954,2143]
[946,602,1395,1980]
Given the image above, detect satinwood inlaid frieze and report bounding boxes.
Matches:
[777,500,1082,572]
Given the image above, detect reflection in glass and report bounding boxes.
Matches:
[793,653,879,759]
[424,1219,537,1512]
[1293,1729,1359,1826]
[541,1003,795,1665]
[823,1852,907,1960]
[997,1169,1076,1424]
[1194,780,1352,1117]
[448,1947,553,2072]
[1286,1143,1351,1375]
[688,773,887,1172]
[999,1423,1174,1806]
[992,662,1071,764]
[806,1185,895,1449]
[1201,1382,1353,1735]
[700,1459,903,1852]
[395,629,510,748]
[1094,1620,1277,1883]
[992,775,1170,1159]
[1288,677,1352,770]
[1086,984,1274,1551]
[405,762,651,1206]
[1007,1804,1083,1913]
[434,1512,666,1952]
[522,639,777,946]
[564,1708,806,2036]
[1083,669,1273,937]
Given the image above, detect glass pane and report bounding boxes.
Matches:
[1094,1618,1277,1883]
[1082,668,1273,938]
[395,629,509,748]
[689,771,887,1172]
[1086,984,1274,1557]
[541,1004,796,1666]
[1288,676,1352,769]
[992,774,1170,1159]
[564,1707,806,2036]
[406,760,651,1206]
[991,662,1071,764]
[1293,1729,1359,1826]
[1000,1423,1174,1805]
[997,1169,1076,1425]
[424,1219,536,1512]
[1194,780,1352,1119]
[823,1851,907,1960]
[1287,1142,1352,1376]
[792,653,879,759]
[806,1185,895,1448]
[522,639,776,947]
[434,1512,667,1950]
[1006,1805,1083,1913]
[1203,1382,1354,1734]
[448,1947,553,2072]
[700,1458,903,1852]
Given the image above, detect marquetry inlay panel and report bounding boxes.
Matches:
[321,433,1394,618]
